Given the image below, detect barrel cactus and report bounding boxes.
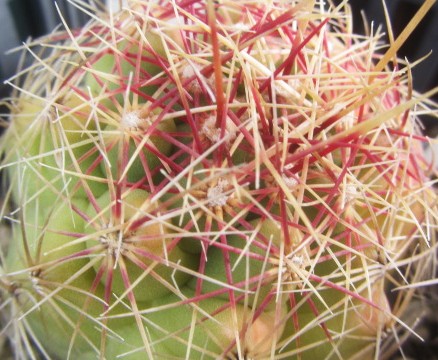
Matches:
[0,0,437,359]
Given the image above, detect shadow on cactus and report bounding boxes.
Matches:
[1,0,437,359]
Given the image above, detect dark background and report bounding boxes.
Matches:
[333,0,438,137]
[1,1,437,97]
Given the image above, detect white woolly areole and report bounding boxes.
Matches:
[340,111,356,129]
[207,178,230,207]
[291,255,304,267]
[345,184,358,201]
[181,63,209,94]
[182,64,198,79]
[228,22,251,33]
[333,104,356,130]
[340,183,359,210]
[201,116,237,144]
[121,111,142,128]
[282,173,298,188]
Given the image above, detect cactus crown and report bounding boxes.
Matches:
[0,1,437,359]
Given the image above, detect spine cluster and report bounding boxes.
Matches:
[0,1,437,359]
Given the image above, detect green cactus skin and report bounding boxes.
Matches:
[105,288,286,359]
[84,188,198,302]
[0,1,437,359]
[100,116,176,183]
[3,95,106,206]
[187,218,295,309]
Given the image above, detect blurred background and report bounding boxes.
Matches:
[1,1,437,105]
[0,0,437,100]
[0,1,437,358]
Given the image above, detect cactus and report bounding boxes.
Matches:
[0,0,437,359]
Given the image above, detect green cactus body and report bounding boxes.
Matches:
[105,288,286,359]
[83,188,198,302]
[0,1,437,359]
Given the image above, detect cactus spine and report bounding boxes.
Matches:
[1,1,437,359]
